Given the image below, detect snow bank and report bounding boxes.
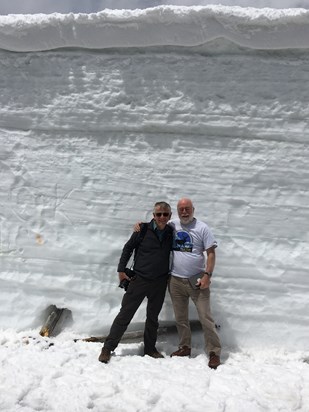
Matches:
[0,6,308,351]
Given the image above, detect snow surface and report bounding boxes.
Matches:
[0,329,309,412]
[2,6,309,52]
[1,0,309,15]
[0,6,309,411]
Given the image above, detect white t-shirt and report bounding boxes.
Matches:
[168,218,217,278]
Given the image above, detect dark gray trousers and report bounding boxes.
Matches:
[104,275,168,354]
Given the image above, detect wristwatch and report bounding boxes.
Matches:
[204,271,212,277]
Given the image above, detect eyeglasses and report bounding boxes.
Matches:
[154,212,170,217]
[178,207,192,212]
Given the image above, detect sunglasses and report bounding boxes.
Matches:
[154,212,170,217]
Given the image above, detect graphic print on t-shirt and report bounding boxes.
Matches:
[173,230,193,252]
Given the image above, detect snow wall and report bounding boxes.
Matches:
[0,6,308,350]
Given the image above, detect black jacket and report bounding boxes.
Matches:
[117,220,173,280]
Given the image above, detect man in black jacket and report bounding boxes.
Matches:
[99,201,173,363]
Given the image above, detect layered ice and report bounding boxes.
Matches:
[1,6,309,51]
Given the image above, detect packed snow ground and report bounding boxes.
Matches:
[1,328,309,412]
[0,6,309,411]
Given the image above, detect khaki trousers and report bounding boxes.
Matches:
[168,275,221,356]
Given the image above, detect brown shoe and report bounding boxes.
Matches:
[145,350,164,359]
[170,346,191,357]
[98,347,111,363]
[208,352,220,369]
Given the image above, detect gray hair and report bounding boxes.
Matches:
[153,201,171,212]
